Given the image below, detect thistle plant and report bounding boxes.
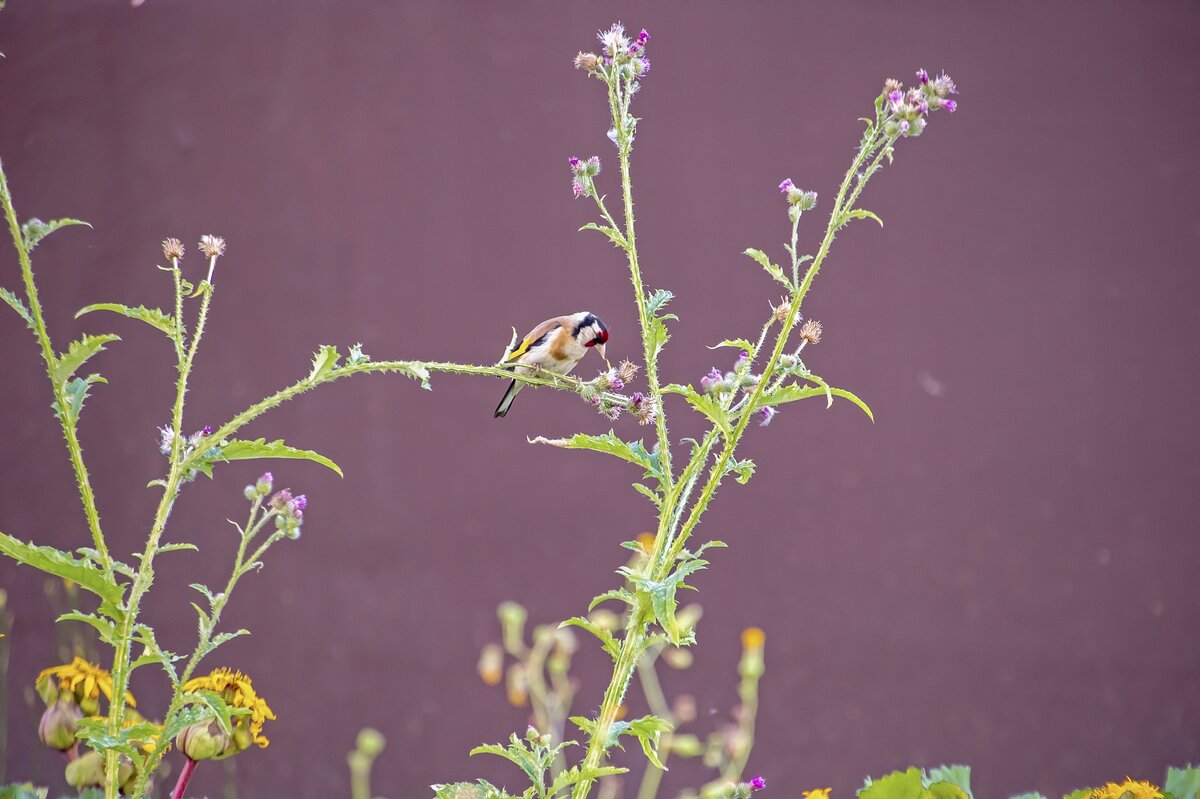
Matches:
[0,16,991,799]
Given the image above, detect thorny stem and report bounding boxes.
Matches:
[634,649,673,799]
[0,161,111,571]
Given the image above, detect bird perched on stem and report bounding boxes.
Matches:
[494,311,609,418]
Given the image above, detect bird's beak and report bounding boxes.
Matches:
[595,343,607,361]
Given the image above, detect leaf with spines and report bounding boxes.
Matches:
[547,766,627,799]
[54,334,120,385]
[757,383,874,422]
[560,617,620,661]
[1166,767,1200,799]
[724,457,756,485]
[21,217,90,251]
[660,384,732,436]
[588,588,634,612]
[744,248,794,291]
[608,716,673,770]
[76,303,175,339]
[207,437,343,477]
[631,482,662,509]
[579,222,626,248]
[529,432,663,483]
[709,339,754,353]
[839,208,884,228]
[431,781,513,799]
[926,766,971,799]
[645,289,674,317]
[623,559,708,645]
[56,611,118,644]
[0,287,33,329]
[0,531,123,604]
[308,345,341,381]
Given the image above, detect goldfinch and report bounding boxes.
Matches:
[494,311,609,418]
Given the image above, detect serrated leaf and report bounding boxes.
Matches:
[588,588,634,611]
[841,208,884,228]
[210,437,343,477]
[0,783,49,799]
[184,689,235,735]
[0,286,34,329]
[1167,768,1200,799]
[926,766,972,799]
[645,289,674,317]
[189,583,217,606]
[757,384,874,422]
[529,432,662,482]
[709,339,754,352]
[617,716,673,771]
[470,740,540,786]
[206,628,250,653]
[0,531,124,604]
[54,334,120,385]
[724,457,755,485]
[56,611,117,644]
[647,312,675,361]
[858,768,927,799]
[743,248,794,290]
[660,384,732,436]
[579,222,626,248]
[432,780,512,799]
[76,303,175,338]
[548,766,627,798]
[22,217,90,251]
[1009,794,1048,799]
[631,482,662,509]
[158,543,198,555]
[560,617,620,661]
[308,344,341,381]
[928,783,969,799]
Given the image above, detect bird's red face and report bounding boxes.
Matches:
[578,315,609,360]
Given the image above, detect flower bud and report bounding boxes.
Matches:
[478,644,504,686]
[243,485,258,501]
[750,776,767,792]
[357,728,386,757]
[65,750,132,790]
[38,698,82,750]
[256,472,273,494]
[177,718,231,761]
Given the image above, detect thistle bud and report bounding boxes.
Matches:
[356,728,386,757]
[478,644,504,686]
[615,359,640,384]
[38,698,82,751]
[882,78,902,97]
[243,485,258,501]
[256,472,274,494]
[176,718,231,761]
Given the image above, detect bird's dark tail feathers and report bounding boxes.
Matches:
[494,379,521,418]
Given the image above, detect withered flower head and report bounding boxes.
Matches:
[162,238,185,261]
[198,234,226,259]
[574,52,599,70]
[615,359,640,384]
[799,319,823,345]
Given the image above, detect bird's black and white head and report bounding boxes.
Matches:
[571,311,609,360]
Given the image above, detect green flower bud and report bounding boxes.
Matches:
[227,724,254,756]
[38,698,82,750]
[79,695,100,716]
[243,485,258,501]
[177,719,231,761]
[356,728,386,757]
[66,750,131,790]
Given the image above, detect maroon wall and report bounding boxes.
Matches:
[1,2,1198,798]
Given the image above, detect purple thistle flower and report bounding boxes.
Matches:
[942,99,957,112]
[899,120,910,134]
[292,509,303,524]
[915,68,929,84]
[292,494,308,512]
[609,376,625,391]
[201,425,213,436]
[635,57,650,77]
[888,89,903,108]
[736,350,750,369]
[569,156,582,170]
[750,776,767,792]
[700,367,724,393]
[778,178,795,195]
[637,29,650,47]
[572,180,585,199]
[630,391,646,409]
[756,406,777,427]
[260,472,272,484]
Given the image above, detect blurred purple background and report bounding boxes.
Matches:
[1,2,1199,797]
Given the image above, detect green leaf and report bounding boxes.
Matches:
[757,384,874,422]
[0,287,34,329]
[679,540,727,561]
[928,783,969,799]
[470,738,541,787]
[529,432,662,483]
[724,457,755,485]
[1166,767,1200,799]
[54,373,106,424]
[56,611,117,644]
[76,303,175,338]
[0,531,123,604]
[631,482,662,509]
[579,222,626,248]
[183,689,236,735]
[548,766,627,798]
[660,384,732,436]
[709,339,754,353]
[210,437,343,477]
[926,766,972,799]
[647,312,676,362]
[54,334,120,385]
[629,560,708,645]
[645,289,674,317]
[841,208,884,228]
[560,617,619,661]
[743,248,794,291]
[617,716,673,770]
[432,780,512,799]
[158,542,198,555]
[308,344,341,382]
[22,217,89,251]
[0,783,49,799]
[588,588,634,612]
[859,769,927,799]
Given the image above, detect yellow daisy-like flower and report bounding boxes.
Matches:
[36,657,136,707]
[182,667,276,749]
[1089,780,1162,799]
[803,789,832,799]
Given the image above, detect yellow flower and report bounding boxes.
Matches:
[741,627,766,651]
[803,789,832,799]
[36,657,136,708]
[1089,780,1162,799]
[182,667,276,749]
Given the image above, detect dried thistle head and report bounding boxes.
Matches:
[161,237,184,261]
[771,296,799,325]
[574,52,599,71]
[799,319,823,345]
[197,234,226,259]
[615,359,640,384]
